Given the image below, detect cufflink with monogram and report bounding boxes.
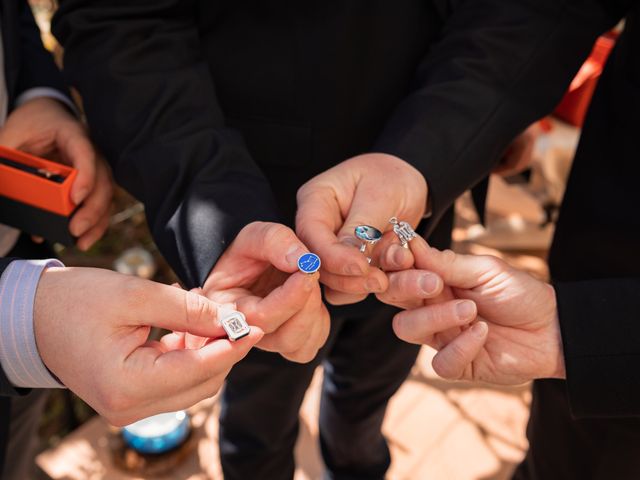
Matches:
[218,306,251,341]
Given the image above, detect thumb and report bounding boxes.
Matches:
[410,237,499,289]
[215,222,310,275]
[142,327,264,392]
[335,187,395,248]
[132,282,226,338]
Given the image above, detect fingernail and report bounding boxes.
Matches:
[456,300,475,320]
[285,244,306,267]
[73,187,89,204]
[471,321,488,337]
[365,277,383,292]
[419,273,440,295]
[392,245,408,267]
[346,263,365,275]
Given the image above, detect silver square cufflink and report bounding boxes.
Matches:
[219,309,251,341]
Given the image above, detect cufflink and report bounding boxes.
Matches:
[218,306,251,341]
[297,252,321,274]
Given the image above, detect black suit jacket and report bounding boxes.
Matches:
[548,2,640,418]
[0,0,71,471]
[53,0,635,418]
[53,0,615,289]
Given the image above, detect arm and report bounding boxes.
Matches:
[373,0,628,232]
[0,257,263,424]
[52,0,280,287]
[295,0,627,305]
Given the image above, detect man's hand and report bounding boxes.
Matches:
[296,153,427,305]
[34,267,263,426]
[0,97,113,250]
[203,222,330,363]
[377,237,566,385]
[493,122,544,177]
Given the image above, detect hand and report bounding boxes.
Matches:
[296,153,427,305]
[378,237,565,385]
[203,222,330,363]
[493,122,543,177]
[34,267,263,426]
[0,97,113,250]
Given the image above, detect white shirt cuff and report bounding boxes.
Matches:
[15,87,79,117]
[0,259,66,389]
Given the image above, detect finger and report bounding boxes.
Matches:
[376,270,443,309]
[392,299,477,345]
[319,269,388,296]
[129,281,226,337]
[207,223,312,291]
[143,327,264,391]
[69,161,113,238]
[138,373,227,420]
[160,332,186,351]
[76,214,109,251]
[184,288,211,349]
[323,287,368,306]
[296,186,371,277]
[432,322,488,380]
[236,272,317,333]
[58,127,97,205]
[258,285,329,363]
[373,233,415,272]
[334,185,398,253]
[409,237,503,289]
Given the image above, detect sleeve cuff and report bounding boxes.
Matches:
[0,259,66,389]
[15,87,79,117]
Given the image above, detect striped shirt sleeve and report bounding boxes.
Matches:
[0,259,66,389]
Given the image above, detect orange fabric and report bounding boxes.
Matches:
[0,146,77,216]
[554,32,618,127]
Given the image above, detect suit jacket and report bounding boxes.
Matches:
[549,2,640,418]
[0,0,71,470]
[53,0,635,418]
[53,0,616,289]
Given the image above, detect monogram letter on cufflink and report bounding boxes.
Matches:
[219,309,251,341]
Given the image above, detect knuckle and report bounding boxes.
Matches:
[440,249,457,266]
[480,255,504,272]
[279,334,305,354]
[264,223,295,248]
[97,389,134,418]
[296,183,311,202]
[120,277,148,311]
[184,290,211,327]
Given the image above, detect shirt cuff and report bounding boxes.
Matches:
[0,259,66,389]
[15,87,79,117]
